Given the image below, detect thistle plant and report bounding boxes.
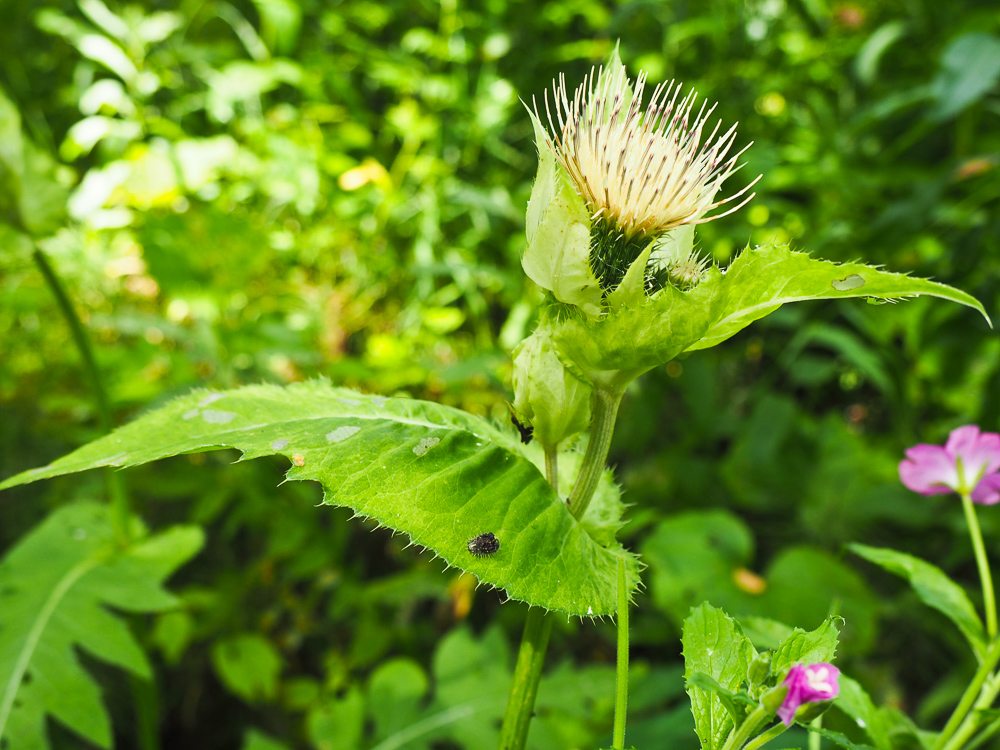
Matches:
[0,49,992,750]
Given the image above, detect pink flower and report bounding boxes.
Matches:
[777,663,840,726]
[899,425,1000,505]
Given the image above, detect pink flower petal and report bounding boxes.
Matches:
[777,664,840,726]
[947,425,1000,487]
[971,474,1000,506]
[899,444,960,495]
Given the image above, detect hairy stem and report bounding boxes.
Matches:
[497,444,562,750]
[497,607,554,750]
[612,556,630,749]
[32,248,130,546]
[567,387,623,520]
[961,492,997,639]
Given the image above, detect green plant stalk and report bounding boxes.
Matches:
[809,715,822,750]
[544,446,559,495]
[612,556,629,749]
[32,248,130,547]
[934,637,1000,750]
[940,671,1000,750]
[498,447,562,750]
[961,492,997,639]
[961,715,1000,750]
[566,387,624,520]
[721,705,772,750]
[742,722,789,750]
[499,389,623,749]
[497,607,554,750]
[32,249,157,750]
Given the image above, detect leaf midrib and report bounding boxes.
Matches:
[0,554,102,740]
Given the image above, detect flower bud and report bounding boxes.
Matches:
[512,326,593,450]
[747,651,772,688]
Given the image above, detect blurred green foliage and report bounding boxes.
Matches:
[0,0,998,748]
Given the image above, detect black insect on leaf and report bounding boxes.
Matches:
[509,407,534,444]
[468,532,500,556]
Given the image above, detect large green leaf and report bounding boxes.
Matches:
[848,543,986,659]
[682,603,756,750]
[0,503,203,749]
[0,381,638,616]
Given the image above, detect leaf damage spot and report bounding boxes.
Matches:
[832,274,865,291]
[182,409,200,420]
[199,393,225,407]
[326,426,361,443]
[339,397,361,406]
[202,410,237,424]
[413,437,440,456]
[271,439,289,450]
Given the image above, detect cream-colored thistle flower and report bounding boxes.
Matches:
[538,66,759,239]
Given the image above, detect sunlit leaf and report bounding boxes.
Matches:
[0,382,639,616]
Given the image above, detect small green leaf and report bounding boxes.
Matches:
[682,603,756,750]
[0,503,202,749]
[848,543,986,659]
[0,382,638,616]
[687,671,756,724]
[211,634,283,703]
[771,618,841,677]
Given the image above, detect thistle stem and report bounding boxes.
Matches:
[32,247,130,547]
[961,492,997,640]
[544,446,559,495]
[567,387,624,520]
[498,607,554,750]
[612,556,630,749]
[498,445,561,750]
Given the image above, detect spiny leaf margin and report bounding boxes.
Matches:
[0,381,639,616]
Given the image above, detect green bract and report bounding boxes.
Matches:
[511,321,593,450]
[522,109,602,320]
[0,382,639,617]
[547,243,989,390]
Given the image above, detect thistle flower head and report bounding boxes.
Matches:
[537,64,758,241]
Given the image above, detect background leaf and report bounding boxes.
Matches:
[0,503,202,749]
[848,543,986,658]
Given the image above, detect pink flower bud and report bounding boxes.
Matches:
[777,663,840,726]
